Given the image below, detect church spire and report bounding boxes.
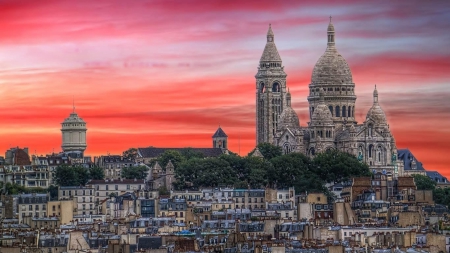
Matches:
[327,16,335,48]
[373,85,378,104]
[267,24,274,42]
[260,24,282,63]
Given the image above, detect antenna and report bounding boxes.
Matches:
[238,133,241,156]
[73,95,75,113]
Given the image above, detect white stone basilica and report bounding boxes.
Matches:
[256,21,400,174]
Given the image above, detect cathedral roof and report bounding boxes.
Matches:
[212,126,228,138]
[311,89,333,123]
[260,24,282,63]
[311,20,353,85]
[366,86,387,125]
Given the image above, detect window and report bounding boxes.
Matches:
[29,205,33,211]
[115,185,118,190]
[106,185,109,190]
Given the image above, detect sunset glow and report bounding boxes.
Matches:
[1,1,449,176]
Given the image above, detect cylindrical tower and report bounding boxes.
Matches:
[61,109,87,158]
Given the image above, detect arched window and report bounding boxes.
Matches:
[369,144,374,158]
[223,140,227,149]
[335,106,340,117]
[329,105,333,116]
[342,106,347,117]
[272,82,280,92]
[348,106,351,118]
[369,125,373,137]
[260,83,265,93]
[283,143,291,154]
[310,147,315,156]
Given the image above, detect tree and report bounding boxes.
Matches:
[90,166,105,180]
[158,186,169,196]
[156,150,186,169]
[121,165,149,179]
[122,148,138,159]
[54,165,90,186]
[244,156,272,188]
[311,150,371,183]
[47,185,59,200]
[412,174,436,190]
[179,148,205,160]
[254,143,282,160]
[269,153,312,189]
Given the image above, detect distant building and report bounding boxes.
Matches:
[5,147,30,165]
[61,107,87,158]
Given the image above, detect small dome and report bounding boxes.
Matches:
[312,88,333,123]
[312,104,333,123]
[279,106,300,130]
[366,104,387,125]
[366,86,387,125]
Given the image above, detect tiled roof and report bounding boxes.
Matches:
[212,127,228,138]
[138,147,224,158]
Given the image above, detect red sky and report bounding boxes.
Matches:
[0,1,449,176]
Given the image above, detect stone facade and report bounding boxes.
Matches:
[256,21,401,175]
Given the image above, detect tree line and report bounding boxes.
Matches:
[151,143,371,195]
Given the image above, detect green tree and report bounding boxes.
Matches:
[254,143,282,160]
[269,153,312,189]
[156,150,186,169]
[175,157,235,189]
[89,166,105,180]
[47,185,59,200]
[121,165,149,179]
[158,186,169,196]
[311,149,371,183]
[5,183,46,195]
[122,148,138,159]
[179,148,205,160]
[54,165,90,186]
[244,156,272,188]
[412,174,436,190]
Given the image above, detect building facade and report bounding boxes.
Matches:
[256,21,401,175]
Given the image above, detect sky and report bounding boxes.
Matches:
[0,1,449,176]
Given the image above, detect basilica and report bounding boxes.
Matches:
[256,21,399,174]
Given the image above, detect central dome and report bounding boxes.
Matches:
[311,22,353,85]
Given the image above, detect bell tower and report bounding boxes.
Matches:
[256,25,287,144]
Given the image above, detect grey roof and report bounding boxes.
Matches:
[138,147,224,158]
[212,127,228,138]
[426,171,448,183]
[397,149,425,171]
